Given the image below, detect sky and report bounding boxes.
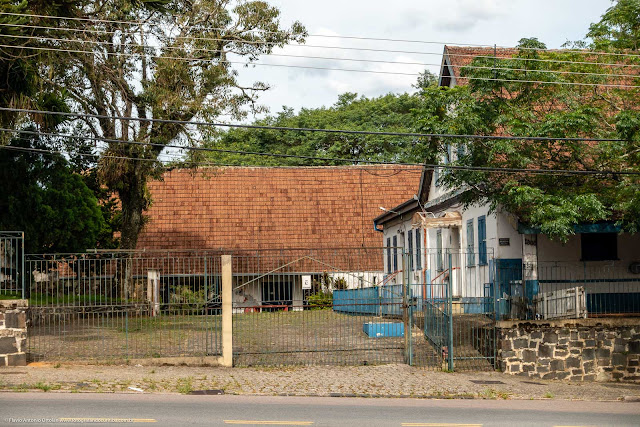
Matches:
[230,0,615,120]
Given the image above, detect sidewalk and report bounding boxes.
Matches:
[1,363,639,401]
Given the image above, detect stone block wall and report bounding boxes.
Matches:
[0,299,28,366]
[498,318,640,382]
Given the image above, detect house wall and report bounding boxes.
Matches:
[328,272,385,290]
[536,233,640,295]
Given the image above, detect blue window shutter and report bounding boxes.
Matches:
[478,216,487,265]
[408,231,414,271]
[392,235,398,272]
[466,219,474,266]
[436,229,443,271]
[386,237,391,274]
[415,229,422,270]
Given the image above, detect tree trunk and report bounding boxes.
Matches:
[118,168,148,250]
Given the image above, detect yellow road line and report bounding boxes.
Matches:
[224,421,313,426]
[58,418,157,423]
[402,424,482,427]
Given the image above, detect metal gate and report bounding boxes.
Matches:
[230,248,413,366]
[0,231,24,299]
[421,250,497,371]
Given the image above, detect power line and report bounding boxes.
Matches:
[3,32,639,81]
[0,107,627,143]
[1,127,637,176]
[3,11,640,61]
[4,22,640,72]
[1,43,639,89]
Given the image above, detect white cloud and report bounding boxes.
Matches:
[434,0,515,32]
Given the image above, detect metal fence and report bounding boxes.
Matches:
[12,242,636,367]
[230,248,417,367]
[0,231,24,298]
[496,261,640,320]
[26,251,222,361]
[421,250,497,371]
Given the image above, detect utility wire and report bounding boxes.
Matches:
[1,43,639,88]
[4,22,640,72]
[3,11,640,60]
[2,32,639,81]
[0,107,627,143]
[1,127,637,176]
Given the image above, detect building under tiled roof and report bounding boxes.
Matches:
[137,165,423,252]
[440,46,517,87]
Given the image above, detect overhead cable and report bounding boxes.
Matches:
[0,107,627,143]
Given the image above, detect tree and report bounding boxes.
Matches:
[0,129,108,253]
[414,31,640,239]
[197,91,429,166]
[0,0,75,132]
[588,0,640,51]
[10,1,306,249]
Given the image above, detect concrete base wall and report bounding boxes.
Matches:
[497,318,640,382]
[0,300,28,366]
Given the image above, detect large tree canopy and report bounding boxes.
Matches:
[197,91,431,166]
[0,130,108,253]
[415,6,640,240]
[6,0,306,248]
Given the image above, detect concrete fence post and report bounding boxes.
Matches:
[220,255,233,367]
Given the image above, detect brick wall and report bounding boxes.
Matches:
[498,318,640,382]
[0,300,27,366]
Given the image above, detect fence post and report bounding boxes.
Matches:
[447,252,454,371]
[402,252,412,365]
[220,254,233,367]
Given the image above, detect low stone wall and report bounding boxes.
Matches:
[498,318,640,382]
[0,299,28,366]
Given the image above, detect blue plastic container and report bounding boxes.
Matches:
[363,322,404,337]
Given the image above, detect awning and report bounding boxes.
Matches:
[412,211,462,229]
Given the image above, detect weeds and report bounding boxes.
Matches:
[176,377,194,394]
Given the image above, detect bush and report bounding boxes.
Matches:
[307,291,332,309]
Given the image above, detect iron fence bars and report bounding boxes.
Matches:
[0,231,25,298]
[26,251,222,362]
[230,247,428,367]
[495,261,640,320]
[421,249,497,371]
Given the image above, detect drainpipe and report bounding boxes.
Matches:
[374,219,383,233]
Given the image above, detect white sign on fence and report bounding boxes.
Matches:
[302,275,312,290]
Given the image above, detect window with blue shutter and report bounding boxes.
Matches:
[436,229,443,272]
[415,229,422,270]
[407,230,414,271]
[466,219,475,266]
[478,216,487,265]
[392,235,398,272]
[386,237,391,274]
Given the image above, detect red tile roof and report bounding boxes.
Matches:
[443,46,517,86]
[137,166,422,252]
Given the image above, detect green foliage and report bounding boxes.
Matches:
[196,91,430,166]
[313,272,348,291]
[0,130,108,252]
[413,14,640,240]
[169,285,206,314]
[588,0,640,51]
[306,291,332,308]
[2,0,307,249]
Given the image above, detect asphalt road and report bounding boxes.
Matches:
[0,393,639,426]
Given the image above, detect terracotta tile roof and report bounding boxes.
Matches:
[137,166,422,253]
[443,46,517,86]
